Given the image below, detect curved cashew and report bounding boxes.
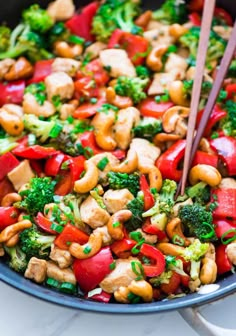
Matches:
[168,81,190,107]
[169,23,188,39]
[111,149,138,174]
[23,93,56,117]
[199,138,216,155]
[5,233,19,247]
[157,242,185,256]
[91,109,117,151]
[4,57,33,81]
[146,45,168,72]
[54,41,83,58]
[189,164,222,187]
[154,133,181,144]
[106,87,133,109]
[162,106,190,134]
[74,160,99,194]
[114,286,130,303]
[226,242,236,265]
[205,243,216,261]
[200,257,217,285]
[107,209,132,240]
[0,220,32,243]
[1,193,22,207]
[69,231,103,259]
[166,218,190,247]
[128,280,153,302]
[139,165,163,191]
[0,104,24,136]
[135,10,152,28]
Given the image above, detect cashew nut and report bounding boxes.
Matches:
[114,286,130,303]
[1,193,22,207]
[139,165,163,191]
[111,149,138,174]
[5,233,19,247]
[91,109,117,151]
[157,242,185,256]
[106,87,133,109]
[23,93,56,117]
[205,243,216,261]
[4,57,33,81]
[128,280,153,302]
[0,104,24,136]
[189,164,222,187]
[199,138,216,154]
[54,41,83,58]
[168,80,190,107]
[0,220,32,243]
[74,160,99,194]
[169,23,189,39]
[162,106,190,134]
[146,45,168,71]
[166,218,190,247]
[200,257,217,285]
[107,209,132,240]
[135,10,152,28]
[226,242,236,265]
[69,231,103,259]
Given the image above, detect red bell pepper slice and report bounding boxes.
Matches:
[44,153,67,176]
[54,170,73,196]
[30,160,44,176]
[189,12,201,26]
[0,152,20,180]
[140,175,155,211]
[211,188,236,220]
[54,223,89,250]
[197,105,227,137]
[0,177,15,204]
[84,59,110,86]
[111,238,136,257]
[142,218,167,241]
[12,145,59,159]
[0,80,25,107]
[210,136,236,176]
[111,149,126,161]
[160,271,181,295]
[35,212,58,235]
[66,2,99,41]
[74,76,99,99]
[138,98,174,119]
[214,219,236,239]
[27,60,53,84]
[215,244,232,275]
[214,7,233,26]
[73,247,113,292]
[0,206,20,231]
[140,243,165,277]
[85,290,111,303]
[69,155,86,182]
[79,131,102,155]
[72,98,105,119]
[188,0,204,12]
[191,150,218,168]
[225,84,236,100]
[156,139,186,182]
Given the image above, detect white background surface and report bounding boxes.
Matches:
[1,281,236,336]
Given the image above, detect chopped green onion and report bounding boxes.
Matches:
[200,222,216,239]
[90,97,98,104]
[130,231,143,242]
[28,133,36,146]
[67,115,74,124]
[46,277,60,288]
[167,45,177,53]
[97,157,109,171]
[131,239,145,255]
[84,146,94,159]
[155,95,161,103]
[221,229,236,245]
[51,95,62,109]
[50,223,64,233]
[22,215,31,220]
[49,123,63,138]
[127,292,142,303]
[112,221,120,228]
[59,282,77,294]
[109,262,116,270]
[68,35,85,45]
[172,234,185,246]
[53,195,61,203]
[83,245,92,254]
[131,260,144,281]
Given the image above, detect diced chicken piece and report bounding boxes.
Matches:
[99,49,136,78]
[85,42,107,60]
[0,59,15,80]
[165,53,188,80]
[93,226,112,246]
[52,58,80,77]
[226,242,236,265]
[146,20,165,30]
[47,0,75,21]
[24,257,47,283]
[80,195,110,229]
[103,189,134,214]
[186,66,213,82]
[144,26,175,47]
[130,138,161,168]
[219,178,236,189]
[99,257,139,293]
[49,244,73,269]
[148,72,177,95]
[135,228,158,244]
[213,26,233,40]
[113,107,140,150]
[45,72,74,101]
[23,93,56,117]
[59,103,76,120]
[8,160,35,191]
[46,261,76,284]
[88,153,119,185]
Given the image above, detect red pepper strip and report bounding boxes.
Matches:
[79,131,103,155]
[30,160,44,176]
[214,7,233,26]
[65,2,99,41]
[191,150,218,168]
[160,271,181,295]
[0,80,25,107]
[225,83,236,100]
[210,136,236,176]
[0,206,20,231]
[214,219,236,239]
[140,243,165,277]
[72,98,105,119]
[142,218,167,241]
[138,98,174,119]
[85,290,112,303]
[69,155,86,182]
[180,274,190,287]
[188,0,204,12]
[54,223,89,250]
[0,177,15,204]
[188,12,201,26]
[0,152,20,180]
[156,139,186,182]
[35,212,58,235]
[108,29,124,48]
[211,188,236,220]
[215,244,232,275]
[27,60,53,84]
[74,76,99,100]
[111,149,126,161]
[110,238,136,257]
[140,175,155,211]
[73,247,113,292]
[197,105,227,137]
[12,145,59,159]
[84,59,110,86]
[54,170,73,196]
[44,153,67,176]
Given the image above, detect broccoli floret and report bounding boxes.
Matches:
[90,189,106,210]
[221,100,236,137]
[152,0,187,24]
[227,59,236,78]
[180,27,226,63]
[0,137,19,155]
[179,239,209,262]
[62,194,86,229]
[125,192,144,232]
[20,227,55,260]
[133,117,162,140]
[92,0,142,42]
[179,204,217,242]
[25,82,47,105]
[48,22,71,45]
[135,65,151,79]
[22,5,54,34]
[115,76,149,104]
[159,179,177,215]
[4,245,27,273]
[0,26,11,52]
[23,114,57,143]
[107,172,140,196]
[186,182,211,205]
[49,131,79,156]
[19,177,56,216]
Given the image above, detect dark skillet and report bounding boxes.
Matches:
[0,0,235,316]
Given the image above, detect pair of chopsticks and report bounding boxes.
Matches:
[177,0,236,196]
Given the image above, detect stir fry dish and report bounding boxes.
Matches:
[0,0,236,304]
